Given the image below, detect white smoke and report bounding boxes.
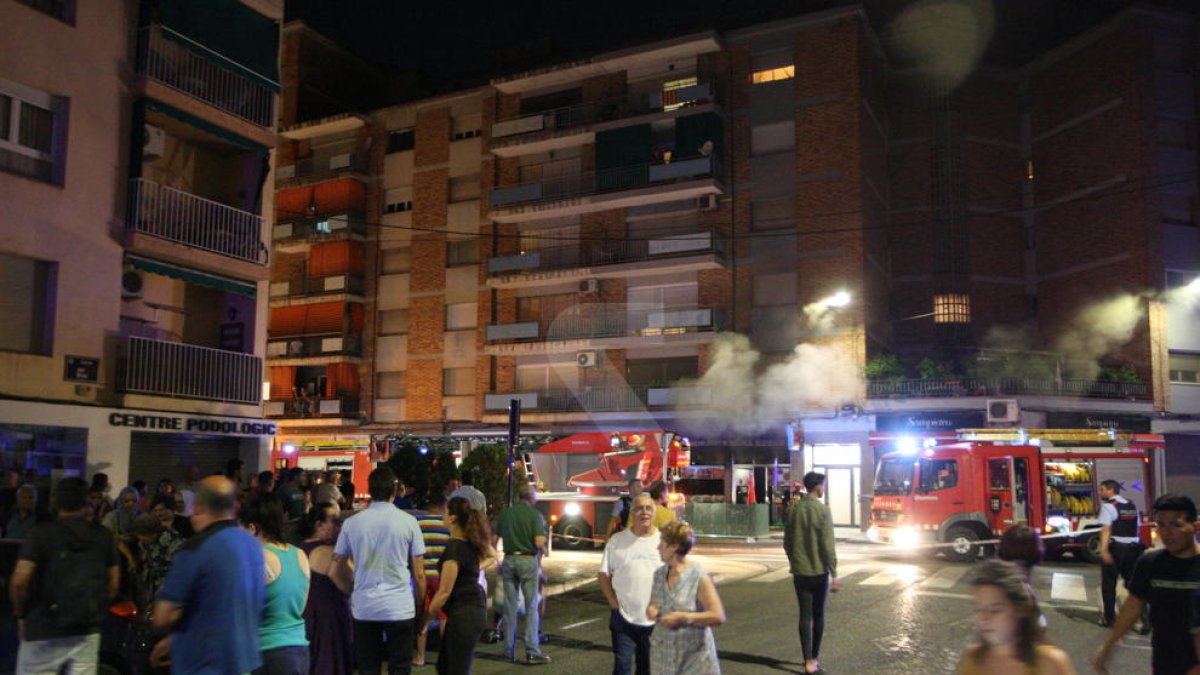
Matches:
[1054,294,1144,380]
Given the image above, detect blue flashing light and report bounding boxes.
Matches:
[418,445,429,455]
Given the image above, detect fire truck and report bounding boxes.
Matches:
[270,440,382,504]
[867,429,1166,562]
[526,430,691,548]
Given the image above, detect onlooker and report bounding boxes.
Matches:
[338,471,355,508]
[4,484,41,539]
[956,559,1075,674]
[997,524,1045,581]
[9,476,120,673]
[426,496,495,674]
[86,488,112,524]
[257,470,277,497]
[0,468,20,523]
[88,472,114,515]
[177,465,201,516]
[226,458,246,488]
[599,494,661,675]
[150,476,267,674]
[240,493,311,674]
[131,512,183,612]
[496,483,550,665]
[103,486,142,538]
[607,478,645,537]
[647,482,675,530]
[393,482,417,511]
[277,468,307,520]
[783,471,840,675]
[449,470,486,514]
[1094,494,1200,675]
[646,520,724,674]
[316,471,346,508]
[414,493,450,667]
[299,502,352,675]
[1098,479,1144,628]
[132,480,149,511]
[330,467,427,675]
[150,492,193,539]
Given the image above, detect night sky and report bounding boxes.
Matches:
[286,0,1194,95]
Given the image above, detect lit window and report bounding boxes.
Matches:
[933,294,971,324]
[751,66,795,85]
[1170,353,1200,384]
[661,77,699,112]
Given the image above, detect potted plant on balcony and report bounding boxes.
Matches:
[1096,363,1142,398]
[865,354,906,396]
[916,358,961,396]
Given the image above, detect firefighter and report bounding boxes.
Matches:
[1098,479,1143,628]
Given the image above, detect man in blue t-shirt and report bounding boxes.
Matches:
[150,476,266,674]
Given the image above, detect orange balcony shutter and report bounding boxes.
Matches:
[304,302,345,334]
[276,186,314,221]
[309,241,358,277]
[269,366,296,400]
[313,178,365,215]
[348,242,365,275]
[308,244,329,278]
[326,363,361,398]
[269,306,308,336]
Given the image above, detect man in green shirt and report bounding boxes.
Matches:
[783,472,840,675]
[496,484,551,665]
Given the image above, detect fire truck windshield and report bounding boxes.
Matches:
[874,458,916,495]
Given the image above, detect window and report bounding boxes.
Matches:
[661,77,699,112]
[933,294,971,324]
[1170,353,1200,384]
[378,309,409,335]
[626,357,698,386]
[380,248,411,274]
[384,187,413,214]
[0,78,65,184]
[452,129,481,141]
[446,239,479,267]
[920,459,959,492]
[449,176,481,202]
[752,65,795,85]
[0,251,55,354]
[384,200,412,214]
[17,0,75,23]
[751,121,795,156]
[376,371,407,398]
[386,129,414,153]
[443,367,475,396]
[445,302,477,330]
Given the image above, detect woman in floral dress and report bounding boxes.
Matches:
[647,520,726,675]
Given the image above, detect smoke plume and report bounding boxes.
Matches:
[1054,294,1144,380]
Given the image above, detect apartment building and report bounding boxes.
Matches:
[0,0,282,488]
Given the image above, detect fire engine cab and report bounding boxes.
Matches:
[867,429,1165,562]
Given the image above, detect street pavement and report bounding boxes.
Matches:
[457,534,1152,674]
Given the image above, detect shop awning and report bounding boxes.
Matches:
[156,0,280,92]
[128,255,257,297]
[144,99,269,154]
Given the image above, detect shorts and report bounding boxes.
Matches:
[425,578,447,622]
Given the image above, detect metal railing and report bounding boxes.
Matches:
[266,334,363,359]
[488,230,728,275]
[121,336,262,405]
[265,396,360,419]
[270,274,365,299]
[866,377,1150,400]
[491,82,716,140]
[486,384,693,413]
[491,155,722,208]
[127,178,267,264]
[488,306,725,342]
[137,25,275,128]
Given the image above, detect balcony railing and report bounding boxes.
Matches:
[491,155,721,208]
[491,82,716,140]
[266,334,363,359]
[866,377,1150,400]
[487,307,725,343]
[127,178,267,264]
[270,274,365,299]
[272,214,366,241]
[488,230,728,275]
[121,336,262,405]
[137,25,275,128]
[265,396,360,419]
[276,154,369,184]
[485,384,690,412]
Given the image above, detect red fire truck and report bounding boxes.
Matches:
[270,441,381,504]
[867,429,1165,562]
[527,430,691,548]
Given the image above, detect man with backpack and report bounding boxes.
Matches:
[8,476,120,673]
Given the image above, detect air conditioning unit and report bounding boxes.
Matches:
[143,124,166,160]
[578,278,600,295]
[121,269,145,300]
[986,399,1020,424]
[696,194,718,212]
[329,153,352,170]
[577,351,600,368]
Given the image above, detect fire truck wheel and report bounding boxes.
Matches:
[1080,532,1103,564]
[943,526,981,562]
[555,519,593,550]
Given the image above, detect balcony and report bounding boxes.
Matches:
[272,213,366,244]
[489,156,723,223]
[866,377,1151,401]
[137,25,275,129]
[120,336,262,405]
[270,274,365,300]
[264,395,360,419]
[127,178,267,265]
[486,306,726,345]
[267,334,363,359]
[484,384,689,413]
[276,153,370,187]
[488,230,728,278]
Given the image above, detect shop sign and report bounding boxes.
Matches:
[876,411,985,433]
[64,355,99,383]
[1044,412,1151,433]
[108,412,276,436]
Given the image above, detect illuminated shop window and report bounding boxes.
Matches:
[933,294,971,324]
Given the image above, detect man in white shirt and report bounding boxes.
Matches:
[1098,479,1144,627]
[598,494,660,675]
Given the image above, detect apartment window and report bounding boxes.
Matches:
[17,0,75,23]
[386,129,414,153]
[452,129,481,141]
[380,247,411,274]
[449,175,481,202]
[443,367,475,396]
[446,239,479,267]
[445,302,477,330]
[452,114,483,141]
[752,65,795,85]
[0,251,55,354]
[383,200,412,214]
[661,77,699,112]
[384,187,414,214]
[751,121,795,156]
[376,371,407,398]
[378,309,409,335]
[0,78,65,184]
[1170,353,1200,384]
[933,294,971,324]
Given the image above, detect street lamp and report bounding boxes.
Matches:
[825,291,852,308]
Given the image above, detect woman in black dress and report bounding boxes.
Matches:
[298,502,352,675]
[427,497,496,674]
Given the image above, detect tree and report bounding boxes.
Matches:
[459,443,527,521]
[384,438,458,508]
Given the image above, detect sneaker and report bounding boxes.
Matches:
[525,654,552,666]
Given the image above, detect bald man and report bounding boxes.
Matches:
[150,477,266,674]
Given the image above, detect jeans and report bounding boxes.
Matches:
[16,633,100,674]
[255,645,309,675]
[1101,541,1144,623]
[609,609,653,675]
[353,618,414,675]
[437,602,486,675]
[501,555,542,658]
[792,574,829,661]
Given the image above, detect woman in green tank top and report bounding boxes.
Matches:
[240,493,312,675]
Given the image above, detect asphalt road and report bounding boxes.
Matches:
[456,542,1152,674]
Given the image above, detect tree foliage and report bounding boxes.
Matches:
[385,438,458,508]
[460,443,527,521]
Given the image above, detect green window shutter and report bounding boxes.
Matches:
[595,124,651,191]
